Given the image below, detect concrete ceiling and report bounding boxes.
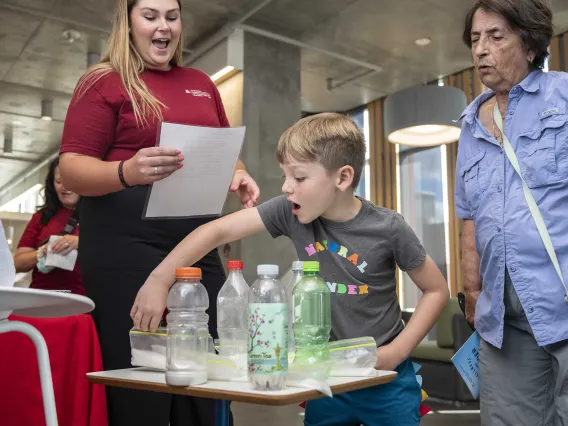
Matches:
[1,0,568,198]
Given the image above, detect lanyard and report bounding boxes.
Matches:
[493,103,568,304]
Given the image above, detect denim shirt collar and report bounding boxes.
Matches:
[456,69,543,125]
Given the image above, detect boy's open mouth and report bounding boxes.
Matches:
[291,202,301,213]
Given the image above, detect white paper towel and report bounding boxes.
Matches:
[0,219,16,319]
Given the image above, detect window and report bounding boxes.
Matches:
[0,184,43,213]
[348,107,371,200]
[396,144,450,311]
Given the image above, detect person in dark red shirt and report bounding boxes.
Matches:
[14,157,85,296]
[58,1,258,425]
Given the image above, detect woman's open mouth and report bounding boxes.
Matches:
[152,39,170,49]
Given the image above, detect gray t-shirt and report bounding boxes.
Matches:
[257,195,426,347]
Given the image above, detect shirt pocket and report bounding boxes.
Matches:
[459,149,486,215]
[517,113,568,188]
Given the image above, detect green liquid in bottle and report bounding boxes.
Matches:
[292,261,331,365]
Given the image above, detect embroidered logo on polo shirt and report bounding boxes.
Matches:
[185,89,211,99]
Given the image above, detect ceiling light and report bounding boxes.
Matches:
[41,100,53,121]
[210,66,236,83]
[384,85,467,147]
[12,120,22,127]
[415,37,432,47]
[192,29,244,85]
[62,29,82,44]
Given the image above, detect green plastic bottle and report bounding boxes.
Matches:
[292,261,331,365]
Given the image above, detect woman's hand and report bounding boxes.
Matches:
[123,147,184,186]
[38,244,48,258]
[131,274,171,332]
[230,169,260,208]
[50,235,79,256]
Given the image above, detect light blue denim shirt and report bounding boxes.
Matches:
[455,70,568,348]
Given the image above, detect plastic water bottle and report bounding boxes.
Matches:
[286,261,304,354]
[248,264,288,390]
[292,261,331,365]
[217,260,249,370]
[166,267,209,386]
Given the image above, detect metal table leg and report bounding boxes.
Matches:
[0,320,58,426]
[215,399,230,426]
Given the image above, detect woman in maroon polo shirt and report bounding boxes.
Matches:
[13,158,84,295]
[58,1,258,425]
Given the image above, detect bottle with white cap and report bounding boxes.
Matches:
[247,264,288,391]
[286,261,304,355]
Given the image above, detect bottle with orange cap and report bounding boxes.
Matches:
[217,260,249,370]
[165,267,209,386]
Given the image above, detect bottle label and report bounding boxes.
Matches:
[248,303,288,375]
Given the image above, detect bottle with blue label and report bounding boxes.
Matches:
[247,264,288,391]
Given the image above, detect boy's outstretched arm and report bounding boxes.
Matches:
[376,255,449,370]
[131,207,267,331]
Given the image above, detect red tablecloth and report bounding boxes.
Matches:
[0,314,108,426]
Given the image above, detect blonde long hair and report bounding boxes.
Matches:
[75,0,183,126]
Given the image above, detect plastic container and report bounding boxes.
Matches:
[130,328,167,370]
[248,264,288,391]
[286,261,303,354]
[166,267,209,386]
[329,336,377,375]
[217,260,249,370]
[292,261,331,365]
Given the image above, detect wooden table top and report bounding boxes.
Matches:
[88,368,398,406]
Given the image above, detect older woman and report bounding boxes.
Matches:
[59,0,257,424]
[456,0,568,424]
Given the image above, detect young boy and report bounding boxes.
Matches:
[131,112,449,425]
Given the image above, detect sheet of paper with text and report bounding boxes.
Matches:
[144,123,246,219]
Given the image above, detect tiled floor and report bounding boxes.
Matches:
[231,400,481,425]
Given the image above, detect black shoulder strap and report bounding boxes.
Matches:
[62,214,78,235]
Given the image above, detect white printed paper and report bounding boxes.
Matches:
[144,123,246,218]
[45,235,77,271]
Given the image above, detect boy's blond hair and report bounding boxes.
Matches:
[276,112,366,188]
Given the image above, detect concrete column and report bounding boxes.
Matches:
[217,32,301,282]
[240,32,301,282]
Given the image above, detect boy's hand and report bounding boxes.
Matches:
[131,275,171,332]
[375,343,405,371]
[230,169,260,208]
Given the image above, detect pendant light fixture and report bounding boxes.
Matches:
[384,84,467,147]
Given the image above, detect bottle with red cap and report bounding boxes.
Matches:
[217,260,249,370]
[166,267,209,386]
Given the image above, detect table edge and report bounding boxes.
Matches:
[87,372,398,406]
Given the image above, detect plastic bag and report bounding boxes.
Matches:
[329,336,377,377]
[130,328,167,370]
[207,353,246,381]
[287,359,334,397]
[130,328,241,380]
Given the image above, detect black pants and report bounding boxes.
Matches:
[80,186,231,426]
